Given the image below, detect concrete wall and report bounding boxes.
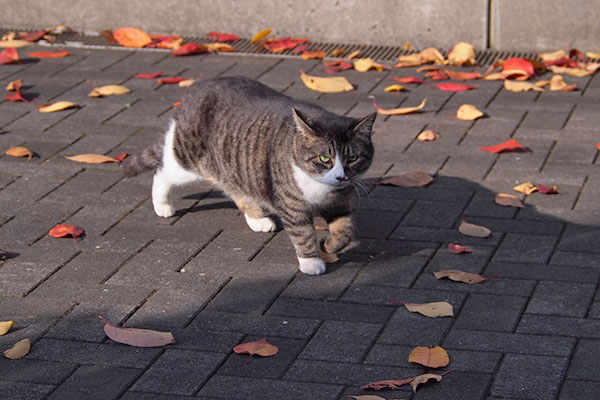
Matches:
[0,0,598,52]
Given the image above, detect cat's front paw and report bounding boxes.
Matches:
[324,233,352,254]
[153,202,175,218]
[244,214,276,232]
[298,257,326,275]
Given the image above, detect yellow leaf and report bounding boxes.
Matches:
[88,84,131,98]
[549,74,577,91]
[538,49,568,62]
[300,70,353,93]
[417,129,440,141]
[586,51,600,60]
[178,79,196,88]
[395,47,445,68]
[5,146,33,161]
[458,220,491,237]
[38,101,79,113]
[548,65,593,77]
[504,80,544,92]
[513,182,538,195]
[384,84,408,92]
[456,104,484,121]
[0,40,32,48]
[251,28,272,43]
[410,373,444,393]
[3,338,30,359]
[373,98,427,115]
[403,302,454,318]
[0,321,16,335]
[447,41,476,66]
[408,346,449,368]
[205,42,235,53]
[65,154,118,164]
[354,58,375,72]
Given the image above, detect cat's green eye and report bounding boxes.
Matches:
[319,155,331,163]
[347,154,359,163]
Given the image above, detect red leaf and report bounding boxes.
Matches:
[156,77,187,84]
[322,60,353,73]
[48,223,84,240]
[448,243,472,254]
[426,70,450,81]
[0,48,19,65]
[113,153,129,163]
[544,57,579,68]
[208,31,238,42]
[263,37,308,53]
[502,57,535,78]
[172,42,208,56]
[435,83,476,91]
[4,79,28,103]
[538,184,559,194]
[173,101,182,107]
[292,44,308,54]
[27,49,70,58]
[393,76,425,84]
[480,138,527,154]
[135,71,165,79]
[19,29,48,42]
[596,143,600,151]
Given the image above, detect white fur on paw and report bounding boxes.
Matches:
[298,257,326,275]
[153,202,175,218]
[244,214,276,232]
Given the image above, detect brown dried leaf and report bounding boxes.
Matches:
[403,301,454,318]
[458,220,491,238]
[0,321,16,335]
[494,193,524,208]
[360,378,414,391]
[378,171,433,187]
[408,345,449,368]
[233,338,278,363]
[410,373,444,392]
[3,338,30,359]
[100,316,175,347]
[434,269,489,284]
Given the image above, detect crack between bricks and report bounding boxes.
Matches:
[23,251,82,297]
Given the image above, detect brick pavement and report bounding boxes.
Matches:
[1,43,599,400]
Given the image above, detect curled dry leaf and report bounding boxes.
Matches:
[434,269,495,284]
[456,104,484,121]
[65,154,119,164]
[539,184,559,194]
[395,47,445,68]
[360,377,414,391]
[495,193,524,208]
[38,101,79,113]
[233,338,278,363]
[48,223,84,239]
[178,79,196,88]
[135,71,164,79]
[251,28,272,43]
[447,41,476,66]
[417,129,440,141]
[403,301,454,318]
[425,69,449,80]
[208,31,238,42]
[502,57,535,79]
[6,79,22,91]
[410,373,444,393]
[443,69,482,80]
[205,42,235,53]
[3,338,30,359]
[548,65,593,77]
[100,316,175,347]
[448,243,472,254]
[378,170,433,188]
[458,220,491,238]
[322,59,353,73]
[346,49,361,59]
[550,75,577,91]
[301,49,327,60]
[156,77,187,84]
[408,345,449,368]
[480,138,527,154]
[354,58,389,72]
[113,27,152,48]
[263,38,308,53]
[5,146,33,161]
[0,321,16,335]
[172,42,208,56]
[373,98,427,115]
[514,182,538,195]
[88,84,131,97]
[27,49,70,58]
[504,80,544,92]
[330,47,345,57]
[299,70,353,93]
[393,76,425,84]
[384,84,407,92]
[539,49,568,63]
[0,47,20,64]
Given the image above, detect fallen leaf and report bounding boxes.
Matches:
[504,80,544,92]
[348,396,386,400]
[322,59,353,73]
[88,84,131,97]
[502,57,535,79]
[5,146,33,161]
[377,170,433,187]
[172,42,208,56]
[4,79,28,102]
[425,69,449,81]
[100,30,116,44]
[156,77,188,84]
[330,47,345,57]
[448,243,472,254]
[0,321,16,335]
[403,301,454,318]
[434,269,490,284]
[113,153,129,163]
[3,338,30,359]
[596,143,600,151]
[513,182,538,195]
[417,129,440,141]
[435,83,476,92]
[178,79,196,88]
[410,373,444,392]
[395,47,445,68]
[409,346,449,368]
[251,28,272,43]
[0,48,19,65]
[458,220,491,238]
[65,154,119,164]
[301,49,327,60]
[233,338,278,363]
[27,49,70,58]
[99,316,175,347]
[360,378,414,391]
[548,65,593,77]
[538,184,559,194]
[135,71,165,79]
[48,223,84,239]
[373,98,427,115]
[38,101,79,112]
[173,101,182,107]
[494,193,524,208]
[300,70,353,93]
[456,104,484,121]
[483,71,512,81]
[549,75,577,91]
[0,40,31,48]
[443,69,481,80]
[264,38,307,53]
[480,138,527,154]
[539,49,568,63]
[205,42,235,53]
[6,79,21,91]
[586,51,600,60]
[447,41,476,66]
[384,83,408,92]
[393,76,425,84]
[19,30,48,42]
[354,58,389,72]
[148,35,183,50]
[208,31,238,42]
[113,27,152,48]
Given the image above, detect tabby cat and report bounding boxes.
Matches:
[122,76,375,275]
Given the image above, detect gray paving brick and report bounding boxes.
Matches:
[391,225,503,247]
[413,273,536,297]
[120,393,196,400]
[492,232,558,264]
[352,256,427,288]
[377,308,453,346]
[412,371,492,400]
[558,224,600,254]
[454,293,528,332]
[341,284,466,308]
[353,208,405,238]
[558,380,600,400]
[525,281,596,317]
[0,358,77,384]
[483,261,600,283]
[550,250,600,268]
[400,200,466,229]
[517,314,600,339]
[131,349,226,395]
[567,339,600,381]
[0,381,54,400]
[267,298,393,324]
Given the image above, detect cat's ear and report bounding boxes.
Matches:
[352,112,376,138]
[292,108,317,138]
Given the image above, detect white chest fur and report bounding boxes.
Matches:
[292,164,334,205]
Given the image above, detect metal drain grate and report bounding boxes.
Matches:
[1,28,541,65]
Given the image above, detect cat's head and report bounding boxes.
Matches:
[291,108,376,188]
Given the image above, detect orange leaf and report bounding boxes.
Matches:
[113,27,152,48]
[434,269,494,284]
[443,69,481,80]
[301,49,327,60]
[251,28,272,43]
[448,243,471,254]
[156,77,187,84]
[0,48,19,65]
[373,98,427,115]
[596,143,600,151]
[417,129,440,141]
[377,170,433,187]
[393,76,425,84]
[458,220,491,238]
[113,153,129,163]
[502,57,535,78]
[447,41,476,66]
[408,346,449,368]
[27,49,70,58]
[205,42,235,53]
[4,79,28,102]
[233,338,278,363]
[19,30,48,42]
[172,42,208,56]
[322,59,353,73]
[494,193,524,208]
[435,83,476,91]
[135,71,164,79]
[425,69,449,80]
[65,154,119,164]
[480,138,527,154]
[208,31,238,42]
[173,101,182,107]
[5,146,33,161]
[263,37,307,53]
[513,182,539,196]
[48,223,84,239]
[99,316,176,347]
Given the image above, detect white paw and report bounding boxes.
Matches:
[244,214,276,232]
[153,201,175,218]
[298,257,326,275]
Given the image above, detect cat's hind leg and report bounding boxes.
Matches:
[233,197,276,232]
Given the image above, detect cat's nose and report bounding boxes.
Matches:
[336,176,349,182]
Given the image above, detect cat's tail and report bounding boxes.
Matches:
[121,143,163,177]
